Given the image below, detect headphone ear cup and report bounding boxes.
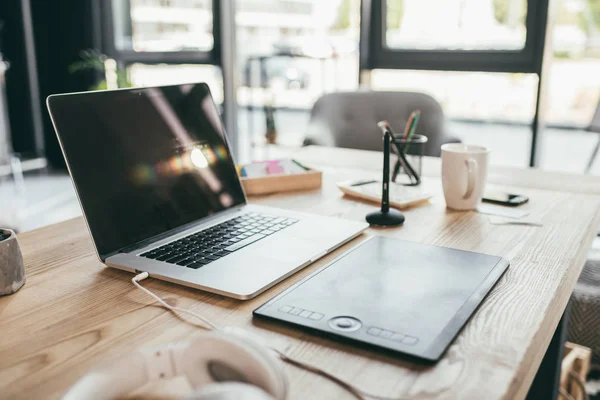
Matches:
[185,382,275,400]
[177,332,286,399]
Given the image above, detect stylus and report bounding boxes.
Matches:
[382,130,391,213]
[390,136,420,185]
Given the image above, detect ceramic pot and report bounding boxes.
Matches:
[0,228,25,295]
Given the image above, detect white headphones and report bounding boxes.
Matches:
[62,329,288,400]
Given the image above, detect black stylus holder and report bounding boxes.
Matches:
[366,122,406,227]
[391,134,427,187]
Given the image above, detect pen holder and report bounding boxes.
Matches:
[0,228,25,296]
[392,134,427,186]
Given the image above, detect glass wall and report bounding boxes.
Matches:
[235,0,361,149]
[102,0,600,173]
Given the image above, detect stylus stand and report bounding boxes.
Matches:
[392,134,427,186]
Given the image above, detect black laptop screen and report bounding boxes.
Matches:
[48,83,246,257]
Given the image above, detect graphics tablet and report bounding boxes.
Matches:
[254,236,509,362]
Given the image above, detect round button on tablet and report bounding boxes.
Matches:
[329,316,362,332]
[336,319,353,328]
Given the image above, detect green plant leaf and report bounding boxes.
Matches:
[69,49,107,74]
[89,80,108,91]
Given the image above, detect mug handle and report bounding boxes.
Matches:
[463,158,478,200]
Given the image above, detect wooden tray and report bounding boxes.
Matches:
[241,169,322,196]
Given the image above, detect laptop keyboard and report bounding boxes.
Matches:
[139,213,298,269]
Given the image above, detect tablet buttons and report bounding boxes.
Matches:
[402,335,419,345]
[289,307,302,316]
[367,326,419,346]
[391,333,405,342]
[380,330,393,339]
[367,327,382,336]
[309,313,324,321]
[329,316,362,332]
[278,306,324,321]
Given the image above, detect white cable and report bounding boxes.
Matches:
[132,272,220,331]
[131,272,404,400]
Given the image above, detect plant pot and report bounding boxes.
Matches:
[0,228,25,295]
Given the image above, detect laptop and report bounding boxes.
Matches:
[47,83,368,299]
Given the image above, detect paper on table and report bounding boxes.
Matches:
[477,203,529,219]
[488,216,543,227]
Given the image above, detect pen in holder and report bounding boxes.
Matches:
[377,120,425,186]
[391,134,427,186]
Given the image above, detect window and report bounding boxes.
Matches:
[363,0,549,73]
[127,64,223,104]
[385,0,528,51]
[537,0,600,174]
[103,0,219,65]
[111,0,213,52]
[545,0,600,127]
[371,70,538,123]
[371,69,538,167]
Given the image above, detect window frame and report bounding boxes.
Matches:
[361,0,549,74]
[99,0,222,66]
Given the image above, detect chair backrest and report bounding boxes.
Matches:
[304,91,454,157]
[589,98,600,134]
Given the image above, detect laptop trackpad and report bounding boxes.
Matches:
[247,236,322,264]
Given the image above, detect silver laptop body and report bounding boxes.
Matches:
[47,83,367,299]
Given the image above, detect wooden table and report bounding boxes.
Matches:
[2,146,600,400]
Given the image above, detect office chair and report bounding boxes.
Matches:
[303,91,460,157]
[585,99,600,174]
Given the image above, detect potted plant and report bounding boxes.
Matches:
[69,49,133,90]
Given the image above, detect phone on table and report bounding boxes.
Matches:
[482,191,529,207]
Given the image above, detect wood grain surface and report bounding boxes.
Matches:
[1,146,600,400]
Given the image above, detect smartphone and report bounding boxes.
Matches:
[482,191,529,207]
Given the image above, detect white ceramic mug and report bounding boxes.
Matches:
[441,144,490,210]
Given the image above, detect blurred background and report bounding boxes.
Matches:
[0,0,599,231]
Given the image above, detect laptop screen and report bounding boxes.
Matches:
[48,83,246,258]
